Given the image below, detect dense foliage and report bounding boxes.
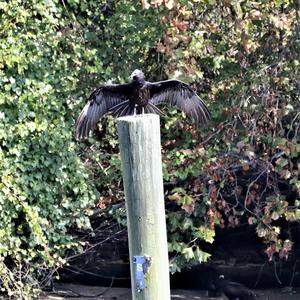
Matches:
[151,0,300,271]
[0,0,164,297]
[0,0,299,298]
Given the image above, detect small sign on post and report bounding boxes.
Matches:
[117,114,171,300]
[134,255,151,292]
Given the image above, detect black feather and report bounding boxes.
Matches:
[75,70,211,140]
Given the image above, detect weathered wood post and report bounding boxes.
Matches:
[117,114,170,300]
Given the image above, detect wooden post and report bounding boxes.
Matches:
[117,114,170,300]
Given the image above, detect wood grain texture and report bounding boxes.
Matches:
[117,114,170,300]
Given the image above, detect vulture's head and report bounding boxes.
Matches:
[131,69,145,83]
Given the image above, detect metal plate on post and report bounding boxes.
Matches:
[133,255,151,292]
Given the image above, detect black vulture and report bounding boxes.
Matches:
[75,69,211,140]
[216,275,259,300]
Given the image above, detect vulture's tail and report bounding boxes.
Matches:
[144,102,164,115]
[109,100,132,117]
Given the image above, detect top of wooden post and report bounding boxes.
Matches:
[117,113,159,123]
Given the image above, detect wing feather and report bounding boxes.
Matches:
[75,84,131,140]
[148,80,211,125]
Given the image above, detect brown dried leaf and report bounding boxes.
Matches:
[242,163,250,171]
[248,217,254,225]
[181,149,193,155]
[141,0,150,9]
[181,204,195,214]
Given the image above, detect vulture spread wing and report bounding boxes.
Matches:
[75,84,130,140]
[148,80,211,125]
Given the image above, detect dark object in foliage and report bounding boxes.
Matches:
[171,265,222,296]
[75,69,211,140]
[200,267,221,297]
[217,275,259,300]
[196,265,221,297]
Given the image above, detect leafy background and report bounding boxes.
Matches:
[0,0,299,298]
